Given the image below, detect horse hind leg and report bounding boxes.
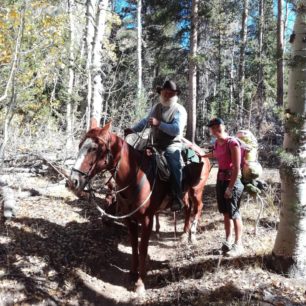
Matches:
[181,193,192,244]
[188,188,204,244]
[136,215,154,296]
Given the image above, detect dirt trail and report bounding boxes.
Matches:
[0,168,305,305]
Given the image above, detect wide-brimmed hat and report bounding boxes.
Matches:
[156,80,181,95]
[207,117,224,127]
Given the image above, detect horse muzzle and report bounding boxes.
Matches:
[70,170,87,191]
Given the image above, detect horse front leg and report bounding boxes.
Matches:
[126,219,139,283]
[136,215,153,295]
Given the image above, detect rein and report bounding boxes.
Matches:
[71,167,92,178]
[90,165,157,220]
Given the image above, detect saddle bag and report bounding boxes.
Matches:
[155,151,171,182]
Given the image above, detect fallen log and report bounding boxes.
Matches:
[1,185,18,219]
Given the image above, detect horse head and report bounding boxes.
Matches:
[70,121,115,191]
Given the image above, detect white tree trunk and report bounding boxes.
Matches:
[137,0,143,102]
[66,0,76,149]
[186,0,198,143]
[284,0,289,35]
[0,110,13,161]
[0,1,26,161]
[237,0,249,125]
[273,1,306,278]
[90,0,109,129]
[84,0,97,130]
[0,1,25,103]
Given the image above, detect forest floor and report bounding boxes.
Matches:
[0,160,306,305]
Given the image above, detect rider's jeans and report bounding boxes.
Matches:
[164,144,183,199]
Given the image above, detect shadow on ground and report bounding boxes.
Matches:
[0,179,289,305]
[0,209,163,305]
[142,282,304,306]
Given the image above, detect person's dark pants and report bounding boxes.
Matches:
[164,144,183,200]
[216,179,244,219]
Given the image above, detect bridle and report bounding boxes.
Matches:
[71,167,92,179]
[71,134,116,188]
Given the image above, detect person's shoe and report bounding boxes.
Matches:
[171,196,184,212]
[220,241,232,254]
[225,243,244,257]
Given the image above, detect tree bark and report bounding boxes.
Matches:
[229,47,235,115]
[277,0,284,107]
[137,0,143,102]
[186,0,198,142]
[66,0,76,148]
[257,0,264,114]
[218,25,222,118]
[272,2,306,278]
[90,0,109,129]
[237,0,249,125]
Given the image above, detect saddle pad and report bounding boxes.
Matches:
[182,148,200,164]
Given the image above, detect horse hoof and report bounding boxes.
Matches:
[190,234,198,244]
[180,232,189,244]
[135,279,146,296]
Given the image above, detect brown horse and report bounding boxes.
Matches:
[70,122,210,295]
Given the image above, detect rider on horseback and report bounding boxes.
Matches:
[124,80,187,212]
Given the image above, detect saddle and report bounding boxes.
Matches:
[124,134,204,188]
[148,146,204,188]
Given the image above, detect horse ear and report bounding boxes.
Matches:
[90,118,98,129]
[97,120,112,142]
[101,120,112,132]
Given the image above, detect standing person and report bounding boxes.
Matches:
[204,118,244,256]
[124,80,187,212]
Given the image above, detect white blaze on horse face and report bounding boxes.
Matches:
[73,138,97,172]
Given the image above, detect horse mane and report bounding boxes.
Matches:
[80,128,144,160]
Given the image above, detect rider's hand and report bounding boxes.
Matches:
[149,117,160,127]
[224,187,233,199]
[124,128,134,137]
